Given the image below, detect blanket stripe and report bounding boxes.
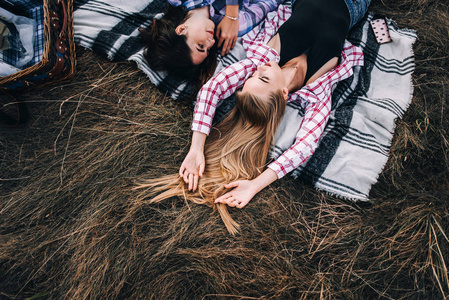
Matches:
[73,2,417,201]
[274,14,417,200]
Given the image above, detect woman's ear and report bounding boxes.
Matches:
[282,87,289,100]
[175,24,187,36]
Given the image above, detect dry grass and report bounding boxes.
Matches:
[1,0,448,299]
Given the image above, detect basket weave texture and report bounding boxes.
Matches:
[0,0,75,90]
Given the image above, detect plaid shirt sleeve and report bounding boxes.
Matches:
[226,0,239,5]
[236,0,286,36]
[191,4,291,135]
[168,0,213,11]
[268,42,365,178]
[242,3,291,48]
[192,43,278,135]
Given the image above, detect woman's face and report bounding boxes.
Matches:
[177,18,216,65]
[242,61,288,98]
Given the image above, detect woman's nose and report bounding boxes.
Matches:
[207,36,215,47]
[257,65,266,73]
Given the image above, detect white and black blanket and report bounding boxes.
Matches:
[73,0,417,201]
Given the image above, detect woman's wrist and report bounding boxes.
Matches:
[224,15,238,21]
[251,168,278,194]
[225,5,238,20]
[190,131,207,152]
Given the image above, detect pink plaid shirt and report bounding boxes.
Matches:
[192,5,364,178]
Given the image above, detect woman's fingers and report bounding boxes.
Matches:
[183,170,189,183]
[216,29,223,48]
[215,192,229,203]
[180,163,201,187]
[222,39,233,56]
[221,40,228,56]
[231,37,236,50]
[224,181,239,189]
[188,173,194,191]
[192,174,199,191]
[215,192,240,206]
[225,195,236,207]
[179,170,200,191]
[199,163,205,177]
[226,197,242,208]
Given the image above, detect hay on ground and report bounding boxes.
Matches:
[1,0,448,299]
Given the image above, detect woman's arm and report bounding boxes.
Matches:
[215,0,285,56]
[214,168,278,208]
[182,58,258,190]
[216,4,239,56]
[192,43,277,135]
[269,43,364,179]
[237,0,285,36]
[179,131,207,191]
[184,43,279,191]
[268,91,332,179]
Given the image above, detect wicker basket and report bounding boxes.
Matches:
[0,0,76,90]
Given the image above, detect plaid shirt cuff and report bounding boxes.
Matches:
[268,161,287,179]
[191,120,212,135]
[226,0,239,5]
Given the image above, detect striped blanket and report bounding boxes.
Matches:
[73,0,417,201]
[274,14,417,200]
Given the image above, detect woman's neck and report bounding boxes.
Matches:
[281,55,307,93]
[189,6,210,20]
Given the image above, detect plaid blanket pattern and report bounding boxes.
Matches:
[73,0,417,201]
[273,14,417,200]
[0,0,44,69]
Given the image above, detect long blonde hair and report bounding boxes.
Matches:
[135,90,286,234]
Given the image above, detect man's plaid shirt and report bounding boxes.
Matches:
[192,4,364,178]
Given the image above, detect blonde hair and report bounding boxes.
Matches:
[135,90,286,234]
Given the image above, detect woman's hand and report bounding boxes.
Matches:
[214,180,258,208]
[216,5,239,56]
[179,150,205,191]
[214,169,279,208]
[179,131,207,191]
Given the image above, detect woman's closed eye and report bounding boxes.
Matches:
[196,44,210,53]
[259,76,269,83]
[197,44,205,53]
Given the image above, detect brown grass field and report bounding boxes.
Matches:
[1,0,448,299]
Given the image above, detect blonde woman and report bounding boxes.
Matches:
[136,91,286,234]
[181,0,368,207]
[137,0,369,233]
